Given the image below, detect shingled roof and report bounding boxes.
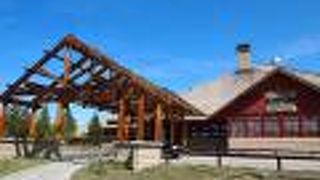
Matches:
[181,65,320,116]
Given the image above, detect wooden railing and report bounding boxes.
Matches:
[186,148,320,171]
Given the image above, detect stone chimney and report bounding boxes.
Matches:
[236,44,251,73]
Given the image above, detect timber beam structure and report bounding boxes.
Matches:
[1,34,203,142]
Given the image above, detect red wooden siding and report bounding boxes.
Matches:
[212,71,320,138]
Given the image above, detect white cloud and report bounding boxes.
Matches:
[281,35,320,59]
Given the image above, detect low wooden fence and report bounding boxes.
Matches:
[187,149,320,171]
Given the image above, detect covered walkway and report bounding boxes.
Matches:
[0,34,203,143]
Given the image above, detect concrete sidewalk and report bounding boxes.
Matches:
[0,161,84,180]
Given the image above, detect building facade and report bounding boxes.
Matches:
[182,45,320,152]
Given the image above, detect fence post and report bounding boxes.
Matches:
[276,157,282,171]
[217,153,222,168]
[275,150,282,171]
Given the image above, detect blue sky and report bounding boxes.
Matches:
[1,0,320,131]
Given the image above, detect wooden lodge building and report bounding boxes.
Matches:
[1,35,320,153]
[182,44,320,152]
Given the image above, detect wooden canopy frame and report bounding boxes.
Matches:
[0,34,203,141]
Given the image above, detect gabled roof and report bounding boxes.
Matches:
[1,34,203,116]
[181,65,320,117]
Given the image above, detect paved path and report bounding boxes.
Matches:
[1,161,85,180]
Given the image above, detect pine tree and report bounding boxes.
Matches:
[32,106,64,159]
[36,106,52,139]
[7,107,22,136]
[6,106,30,157]
[63,107,77,143]
[7,107,23,157]
[87,113,102,146]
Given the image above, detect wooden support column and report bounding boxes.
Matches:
[261,114,265,137]
[63,47,71,85]
[54,47,71,140]
[117,98,126,142]
[244,119,249,137]
[137,94,145,140]
[298,113,304,137]
[55,102,67,140]
[0,103,5,137]
[261,96,267,138]
[181,118,188,147]
[124,113,130,141]
[154,103,163,142]
[166,107,175,144]
[278,113,285,137]
[170,117,175,144]
[228,117,233,137]
[28,108,37,138]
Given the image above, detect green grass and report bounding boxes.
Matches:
[0,158,46,177]
[72,161,320,180]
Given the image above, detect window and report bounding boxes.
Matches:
[190,124,216,138]
[284,116,299,136]
[264,116,278,137]
[230,119,247,137]
[230,117,264,137]
[304,116,320,137]
[247,120,261,137]
[228,114,320,138]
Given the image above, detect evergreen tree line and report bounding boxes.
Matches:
[5,105,103,159]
